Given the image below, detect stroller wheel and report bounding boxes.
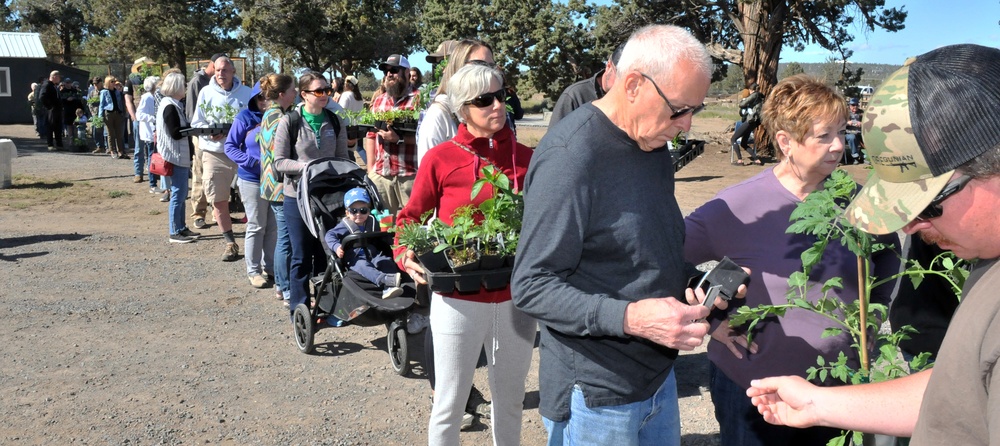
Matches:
[293,304,315,354]
[387,320,409,376]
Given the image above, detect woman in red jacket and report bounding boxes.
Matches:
[395,63,535,446]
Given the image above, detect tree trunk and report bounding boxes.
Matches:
[738,1,786,158]
[60,26,72,65]
[170,41,187,74]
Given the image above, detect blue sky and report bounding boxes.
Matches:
[781,0,1000,64]
[404,1,1000,78]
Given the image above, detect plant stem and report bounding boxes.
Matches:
[857,255,869,373]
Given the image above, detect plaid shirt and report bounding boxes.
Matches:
[369,91,420,176]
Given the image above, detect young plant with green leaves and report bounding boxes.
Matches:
[472,164,524,257]
[198,103,238,124]
[729,169,968,446]
[434,205,482,267]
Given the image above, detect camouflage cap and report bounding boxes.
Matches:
[843,62,953,234]
[845,44,1000,234]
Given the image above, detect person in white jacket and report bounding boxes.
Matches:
[190,56,253,262]
[415,39,494,167]
[136,76,160,192]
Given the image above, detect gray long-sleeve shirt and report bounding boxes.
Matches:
[512,103,694,421]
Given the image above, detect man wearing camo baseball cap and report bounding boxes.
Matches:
[745,44,1000,445]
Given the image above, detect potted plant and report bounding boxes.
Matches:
[336,109,368,140]
[373,109,419,135]
[434,205,481,273]
[352,109,378,134]
[472,165,524,267]
[193,103,237,136]
[395,215,449,274]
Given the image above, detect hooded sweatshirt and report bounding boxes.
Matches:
[190,76,253,154]
[224,81,263,183]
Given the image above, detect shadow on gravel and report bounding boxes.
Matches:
[74,174,139,182]
[675,352,710,398]
[311,340,366,357]
[682,433,720,445]
[0,233,90,262]
[8,179,73,189]
[523,390,539,410]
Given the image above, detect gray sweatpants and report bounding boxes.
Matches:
[427,294,536,446]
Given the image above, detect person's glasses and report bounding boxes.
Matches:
[303,88,333,97]
[916,175,971,221]
[465,89,506,108]
[348,207,370,215]
[384,67,403,75]
[638,72,705,120]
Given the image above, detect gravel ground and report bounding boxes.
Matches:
[0,121,872,445]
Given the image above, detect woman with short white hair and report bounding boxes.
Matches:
[156,72,201,243]
[395,63,535,446]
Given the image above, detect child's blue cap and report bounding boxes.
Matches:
[344,187,371,207]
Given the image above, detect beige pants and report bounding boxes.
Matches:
[189,138,209,218]
[201,150,237,203]
[367,171,414,216]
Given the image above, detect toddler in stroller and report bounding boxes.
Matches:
[323,187,405,300]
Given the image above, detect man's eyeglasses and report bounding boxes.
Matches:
[303,88,333,97]
[916,174,971,221]
[347,207,370,215]
[638,72,705,120]
[384,67,404,75]
[465,89,506,108]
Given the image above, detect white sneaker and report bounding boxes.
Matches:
[382,286,404,299]
[460,412,474,431]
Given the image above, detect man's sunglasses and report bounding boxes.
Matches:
[383,67,404,75]
[638,72,705,120]
[347,207,370,215]
[916,174,971,221]
[465,89,506,108]
[303,88,333,97]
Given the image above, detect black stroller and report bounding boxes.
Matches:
[292,157,418,375]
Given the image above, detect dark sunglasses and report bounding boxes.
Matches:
[347,207,370,215]
[916,175,971,221]
[465,89,506,108]
[303,88,333,97]
[383,67,404,75]
[638,72,705,120]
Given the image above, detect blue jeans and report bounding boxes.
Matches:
[93,125,105,149]
[270,201,292,298]
[131,119,139,151]
[283,196,327,318]
[135,140,157,183]
[544,369,680,446]
[846,133,860,157]
[168,165,191,235]
[709,363,840,445]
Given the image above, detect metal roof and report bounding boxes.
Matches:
[0,32,47,59]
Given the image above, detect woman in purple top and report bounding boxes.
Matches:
[684,75,899,446]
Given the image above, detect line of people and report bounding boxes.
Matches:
[41,27,986,446]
